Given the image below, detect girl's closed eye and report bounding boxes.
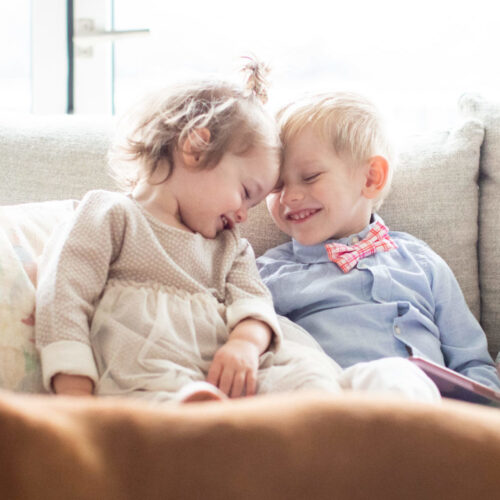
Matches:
[270,181,283,193]
[304,173,320,182]
[243,186,251,200]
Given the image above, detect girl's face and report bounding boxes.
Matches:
[174,145,279,239]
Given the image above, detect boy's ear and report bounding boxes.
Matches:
[361,155,389,199]
[181,128,211,168]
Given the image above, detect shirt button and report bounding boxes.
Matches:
[394,325,401,335]
[352,236,360,243]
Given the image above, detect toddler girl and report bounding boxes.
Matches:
[35,60,342,403]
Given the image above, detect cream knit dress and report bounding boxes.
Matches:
[35,190,342,401]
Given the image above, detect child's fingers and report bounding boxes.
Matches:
[206,361,222,388]
[230,371,247,398]
[245,370,257,397]
[218,367,235,396]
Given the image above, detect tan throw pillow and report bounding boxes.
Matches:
[380,118,484,323]
[460,93,500,357]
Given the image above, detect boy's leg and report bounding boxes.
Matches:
[339,357,441,403]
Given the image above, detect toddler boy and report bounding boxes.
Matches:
[257,92,500,392]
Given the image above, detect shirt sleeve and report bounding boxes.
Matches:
[225,238,282,352]
[256,250,291,317]
[428,252,500,390]
[35,191,126,391]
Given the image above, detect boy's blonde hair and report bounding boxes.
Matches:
[276,92,395,211]
[109,58,279,190]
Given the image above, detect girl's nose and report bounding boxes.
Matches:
[235,205,248,223]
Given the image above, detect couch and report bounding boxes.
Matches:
[1,94,500,499]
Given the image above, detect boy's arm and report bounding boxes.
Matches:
[429,254,500,390]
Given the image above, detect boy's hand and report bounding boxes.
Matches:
[206,318,272,398]
[51,373,94,396]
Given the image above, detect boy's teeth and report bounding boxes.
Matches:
[289,209,315,220]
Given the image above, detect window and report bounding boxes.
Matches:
[2,0,499,137]
[0,2,31,113]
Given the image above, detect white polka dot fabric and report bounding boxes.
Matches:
[35,190,282,395]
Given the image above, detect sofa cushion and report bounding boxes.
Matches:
[380,119,484,322]
[460,94,500,358]
[242,119,484,325]
[0,114,115,206]
[0,200,77,392]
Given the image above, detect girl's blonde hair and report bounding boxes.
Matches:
[276,92,395,211]
[109,57,278,190]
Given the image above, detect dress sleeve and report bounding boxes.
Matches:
[429,252,500,390]
[225,238,282,352]
[35,191,126,391]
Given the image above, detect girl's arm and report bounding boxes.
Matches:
[52,373,94,396]
[207,238,281,398]
[224,238,283,351]
[36,191,125,394]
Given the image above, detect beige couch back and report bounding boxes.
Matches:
[1,96,499,360]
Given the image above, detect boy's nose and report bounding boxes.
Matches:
[281,185,303,205]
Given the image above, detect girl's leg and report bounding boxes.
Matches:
[175,381,228,403]
[257,340,344,395]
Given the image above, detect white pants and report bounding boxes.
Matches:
[339,357,441,403]
[276,316,441,403]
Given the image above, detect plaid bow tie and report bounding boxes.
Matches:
[324,222,397,273]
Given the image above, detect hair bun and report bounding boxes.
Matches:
[241,55,270,104]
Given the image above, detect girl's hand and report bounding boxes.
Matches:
[206,318,272,398]
[206,338,260,398]
[51,373,94,396]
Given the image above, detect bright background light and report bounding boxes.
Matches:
[1,0,498,136]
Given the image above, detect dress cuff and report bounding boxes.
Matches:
[226,299,282,352]
[40,340,99,392]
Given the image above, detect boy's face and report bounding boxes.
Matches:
[266,125,372,245]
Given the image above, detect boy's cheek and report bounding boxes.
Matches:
[265,195,284,226]
[265,193,280,214]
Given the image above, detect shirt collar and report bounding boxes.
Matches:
[291,214,387,263]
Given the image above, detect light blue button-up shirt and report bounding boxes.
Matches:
[257,215,500,390]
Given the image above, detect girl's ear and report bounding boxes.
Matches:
[181,128,211,167]
[361,155,389,199]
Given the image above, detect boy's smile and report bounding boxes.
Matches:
[285,208,321,222]
[266,126,373,245]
